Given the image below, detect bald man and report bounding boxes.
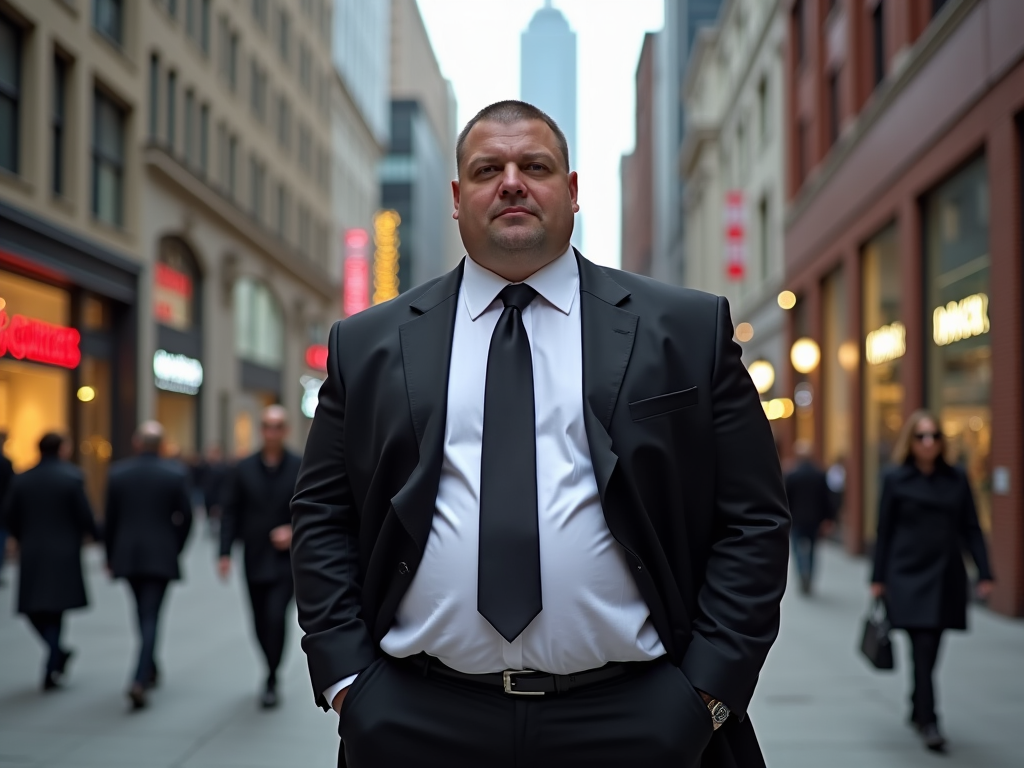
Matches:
[105,421,193,709]
[219,406,302,708]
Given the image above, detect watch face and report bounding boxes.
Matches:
[711,702,730,724]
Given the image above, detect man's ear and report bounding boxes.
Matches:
[452,179,460,220]
[568,171,579,213]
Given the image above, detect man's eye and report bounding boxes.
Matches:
[526,163,545,171]
[477,166,497,174]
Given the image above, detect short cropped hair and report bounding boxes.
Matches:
[39,432,65,458]
[455,100,570,176]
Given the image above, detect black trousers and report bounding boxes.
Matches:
[337,656,715,768]
[128,577,169,686]
[907,628,944,726]
[246,578,293,684]
[27,612,63,674]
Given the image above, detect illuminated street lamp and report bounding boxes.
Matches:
[777,290,796,310]
[747,360,775,394]
[790,337,821,374]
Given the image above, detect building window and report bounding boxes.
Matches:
[792,0,805,68]
[167,70,177,152]
[199,103,209,176]
[92,89,125,227]
[275,182,288,239]
[757,76,768,144]
[0,13,21,174]
[94,0,123,46]
[228,29,239,92]
[251,0,269,31]
[186,0,211,53]
[184,89,195,166]
[828,69,840,147]
[227,133,238,200]
[149,54,160,140]
[249,153,264,221]
[53,55,69,196]
[758,196,769,280]
[277,95,290,149]
[299,42,312,93]
[925,155,992,530]
[250,59,266,121]
[872,1,885,88]
[234,277,283,368]
[298,123,311,175]
[278,9,290,62]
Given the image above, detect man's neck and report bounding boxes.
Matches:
[262,447,284,466]
[469,244,569,283]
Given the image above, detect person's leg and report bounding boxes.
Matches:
[246,580,272,672]
[262,579,294,689]
[791,528,813,592]
[131,578,169,687]
[530,660,715,768]
[27,613,60,671]
[0,528,8,582]
[908,629,943,725]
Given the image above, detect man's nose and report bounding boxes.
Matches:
[498,164,526,197]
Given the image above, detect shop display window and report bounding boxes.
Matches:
[822,266,854,470]
[861,223,903,544]
[234,277,284,369]
[155,237,201,332]
[925,156,991,531]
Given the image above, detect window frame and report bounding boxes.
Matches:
[0,12,22,175]
[91,88,126,228]
[93,0,124,48]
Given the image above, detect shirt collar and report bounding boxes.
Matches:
[462,246,578,320]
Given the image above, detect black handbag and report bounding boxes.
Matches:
[860,598,895,671]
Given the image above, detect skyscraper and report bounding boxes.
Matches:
[520,1,581,248]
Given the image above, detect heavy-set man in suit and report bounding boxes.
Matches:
[291,100,790,768]
[0,433,97,690]
[105,421,193,709]
[784,440,836,595]
[219,406,301,708]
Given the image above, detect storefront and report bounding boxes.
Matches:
[0,202,138,511]
[233,276,284,457]
[152,236,203,458]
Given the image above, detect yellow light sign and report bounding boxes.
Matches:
[777,290,796,310]
[933,293,989,346]
[747,360,775,394]
[865,321,906,365]
[372,209,401,305]
[790,337,820,374]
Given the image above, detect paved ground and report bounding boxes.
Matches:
[1,530,1022,767]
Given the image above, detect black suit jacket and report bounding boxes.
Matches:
[784,459,834,529]
[221,451,301,585]
[0,457,97,614]
[105,454,193,581]
[0,453,13,511]
[291,254,790,766]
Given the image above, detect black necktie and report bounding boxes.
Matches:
[478,283,542,642]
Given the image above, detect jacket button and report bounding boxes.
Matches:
[398,561,410,575]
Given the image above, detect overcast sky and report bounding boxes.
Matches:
[415,0,664,269]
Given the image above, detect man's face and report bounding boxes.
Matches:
[453,119,578,277]
[261,416,287,451]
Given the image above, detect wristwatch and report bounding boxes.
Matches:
[699,691,731,730]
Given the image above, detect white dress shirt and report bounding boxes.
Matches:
[325,247,664,704]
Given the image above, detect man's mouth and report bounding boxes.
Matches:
[495,207,534,218]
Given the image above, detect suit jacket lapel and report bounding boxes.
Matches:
[577,252,637,498]
[393,261,463,549]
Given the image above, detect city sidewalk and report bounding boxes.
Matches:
[751,542,1024,767]
[1,534,1022,767]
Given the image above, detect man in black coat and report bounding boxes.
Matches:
[219,405,301,708]
[0,433,97,690]
[104,421,193,709]
[783,441,835,595]
[291,101,790,768]
[0,430,14,586]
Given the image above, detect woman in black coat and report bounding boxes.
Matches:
[870,410,993,753]
[0,433,98,690]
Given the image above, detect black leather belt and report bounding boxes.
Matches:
[404,654,655,696]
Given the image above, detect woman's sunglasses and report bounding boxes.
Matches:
[914,432,941,441]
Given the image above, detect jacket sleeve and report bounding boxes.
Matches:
[218,465,241,558]
[0,477,20,539]
[174,472,194,554]
[679,297,791,718]
[103,474,119,564]
[74,476,99,541]
[290,320,376,710]
[871,471,897,584]
[959,470,993,581]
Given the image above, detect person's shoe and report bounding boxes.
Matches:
[799,575,812,595]
[920,722,946,752]
[42,671,61,691]
[146,663,160,690]
[128,683,148,710]
[57,649,74,676]
[260,687,279,709]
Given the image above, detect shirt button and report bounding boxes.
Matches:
[398,561,410,575]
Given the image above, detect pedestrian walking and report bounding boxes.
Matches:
[870,409,994,753]
[199,444,229,536]
[291,100,790,768]
[104,421,193,710]
[0,430,14,586]
[0,432,97,690]
[784,440,835,595]
[218,406,301,708]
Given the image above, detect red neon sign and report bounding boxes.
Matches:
[305,344,329,371]
[0,310,82,369]
[343,228,371,317]
[155,263,194,297]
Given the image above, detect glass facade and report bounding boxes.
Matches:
[925,156,992,530]
[861,223,903,543]
[234,277,283,368]
[822,266,853,467]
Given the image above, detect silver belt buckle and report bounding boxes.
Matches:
[503,669,545,696]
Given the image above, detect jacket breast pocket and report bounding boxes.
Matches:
[628,387,699,422]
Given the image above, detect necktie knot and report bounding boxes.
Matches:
[499,284,538,312]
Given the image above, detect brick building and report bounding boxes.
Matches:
[782,0,1024,615]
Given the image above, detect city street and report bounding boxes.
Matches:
[1,531,1022,768]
